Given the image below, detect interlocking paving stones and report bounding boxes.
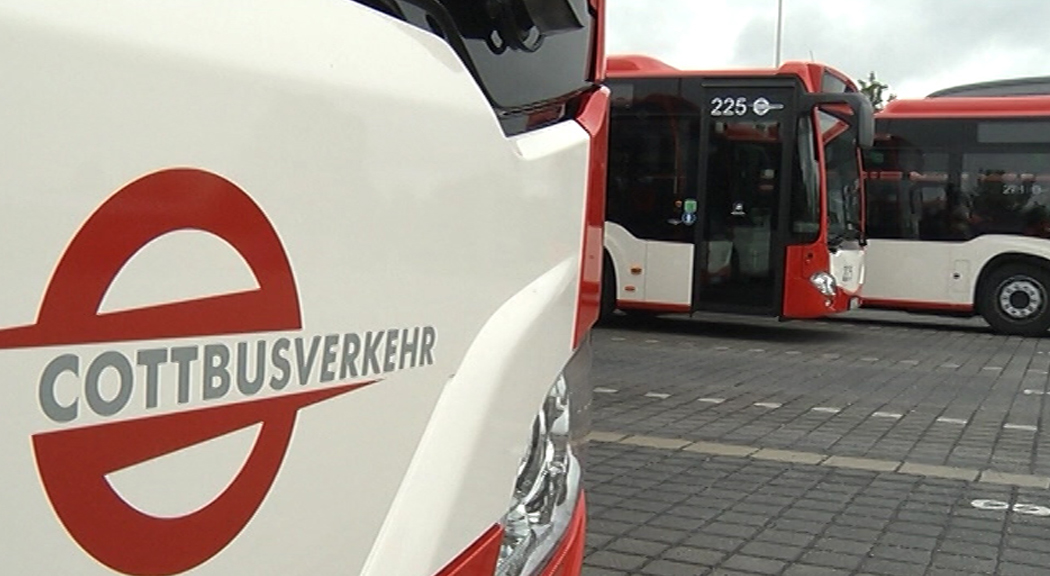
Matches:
[584,310,1050,575]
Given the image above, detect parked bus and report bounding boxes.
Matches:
[601,56,874,321]
[0,1,605,575]
[862,93,1050,335]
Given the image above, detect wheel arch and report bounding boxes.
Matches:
[974,252,1050,315]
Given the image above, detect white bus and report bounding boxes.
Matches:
[0,1,605,574]
[863,93,1050,335]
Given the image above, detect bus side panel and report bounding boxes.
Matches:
[862,239,953,304]
[604,222,650,304]
[865,235,1050,310]
[643,242,694,308]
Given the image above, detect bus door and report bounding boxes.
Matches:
[686,82,798,315]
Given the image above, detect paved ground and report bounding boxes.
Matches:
[583,310,1050,575]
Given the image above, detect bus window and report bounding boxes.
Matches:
[822,72,851,95]
[864,138,951,240]
[791,117,821,243]
[962,152,1050,238]
[607,80,695,242]
[978,122,1050,144]
[863,147,905,239]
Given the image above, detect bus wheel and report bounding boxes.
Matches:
[980,263,1050,336]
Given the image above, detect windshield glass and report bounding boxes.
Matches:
[819,110,862,243]
[791,116,821,244]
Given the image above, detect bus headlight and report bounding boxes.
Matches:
[497,374,581,576]
[809,271,837,297]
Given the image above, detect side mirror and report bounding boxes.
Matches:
[445,0,585,48]
[517,0,586,35]
[799,93,875,149]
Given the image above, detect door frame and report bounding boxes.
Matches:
[682,78,803,316]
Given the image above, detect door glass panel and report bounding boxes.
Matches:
[698,118,782,309]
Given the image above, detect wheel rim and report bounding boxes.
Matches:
[997,275,1046,320]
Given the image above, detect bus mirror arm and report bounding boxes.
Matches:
[799,93,875,149]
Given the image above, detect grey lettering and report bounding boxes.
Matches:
[171,346,199,404]
[294,336,321,386]
[398,327,419,369]
[384,329,399,373]
[269,338,291,390]
[339,333,361,379]
[237,341,266,396]
[86,351,134,417]
[203,344,231,400]
[399,327,419,369]
[39,354,79,423]
[362,331,384,376]
[137,348,169,409]
[421,326,437,366]
[320,334,339,383]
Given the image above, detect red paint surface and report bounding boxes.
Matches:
[606,56,856,94]
[537,493,587,576]
[781,244,851,319]
[881,96,1050,119]
[573,87,610,348]
[589,0,606,82]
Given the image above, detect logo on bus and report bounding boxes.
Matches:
[752,97,785,117]
[0,169,436,575]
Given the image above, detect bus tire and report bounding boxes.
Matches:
[599,252,617,322]
[979,263,1050,336]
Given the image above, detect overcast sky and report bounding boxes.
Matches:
[606,0,1050,98]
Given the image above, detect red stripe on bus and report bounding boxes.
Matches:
[862,298,974,313]
[589,0,606,81]
[617,300,691,313]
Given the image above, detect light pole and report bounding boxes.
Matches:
[774,0,784,66]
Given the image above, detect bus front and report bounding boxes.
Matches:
[602,56,874,320]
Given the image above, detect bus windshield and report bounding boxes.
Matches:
[820,111,863,245]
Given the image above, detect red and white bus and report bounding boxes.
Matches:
[601,56,873,320]
[0,1,605,575]
[862,91,1050,335]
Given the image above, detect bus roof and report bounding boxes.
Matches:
[880,96,1050,119]
[928,76,1050,98]
[606,54,856,94]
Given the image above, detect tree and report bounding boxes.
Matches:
[858,71,897,111]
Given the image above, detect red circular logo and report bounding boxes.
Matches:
[0,169,371,575]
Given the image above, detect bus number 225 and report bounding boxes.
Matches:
[710,97,748,117]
